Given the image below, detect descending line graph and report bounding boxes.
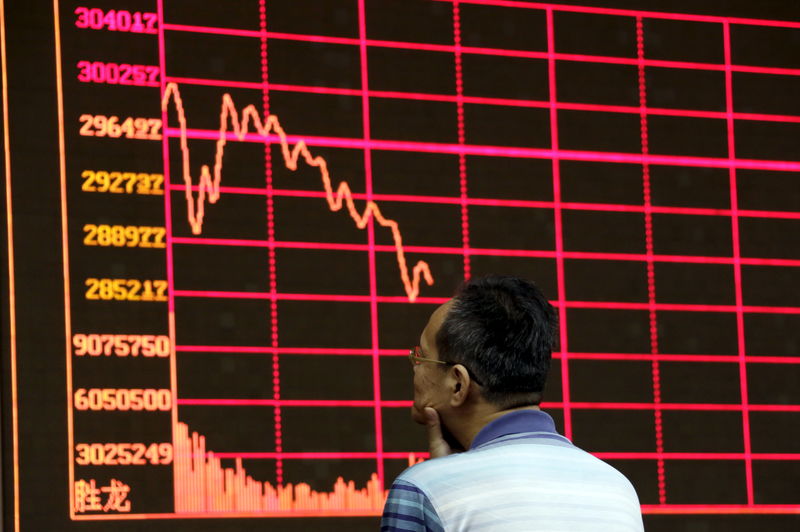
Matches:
[162,82,434,302]
[152,0,800,520]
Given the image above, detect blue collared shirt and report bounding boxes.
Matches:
[381,409,644,532]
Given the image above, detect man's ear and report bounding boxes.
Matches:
[448,365,472,407]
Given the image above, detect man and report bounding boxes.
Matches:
[381,275,644,531]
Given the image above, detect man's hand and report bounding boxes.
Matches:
[424,407,453,459]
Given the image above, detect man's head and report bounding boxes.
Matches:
[411,275,557,425]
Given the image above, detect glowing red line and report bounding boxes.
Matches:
[177,398,800,412]
[201,450,798,461]
[176,345,377,355]
[178,399,412,407]
[174,346,800,365]
[166,128,800,172]
[356,0,386,490]
[209,452,428,460]
[641,504,800,515]
[163,23,263,38]
[167,76,800,124]
[595,452,800,460]
[70,505,800,519]
[171,291,449,305]
[161,26,800,76]
[566,301,800,314]
[161,82,433,301]
[452,1,471,279]
[568,352,800,364]
[156,0,183,504]
[723,22,754,505]
[173,236,271,247]
[171,237,800,268]
[170,183,800,221]
[636,16,666,504]
[566,402,800,412]
[546,8,572,441]
[436,0,800,29]
[256,0,283,487]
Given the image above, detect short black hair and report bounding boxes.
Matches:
[435,275,557,407]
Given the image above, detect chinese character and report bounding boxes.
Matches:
[101,479,131,512]
[74,479,102,513]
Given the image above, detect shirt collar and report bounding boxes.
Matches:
[470,409,559,449]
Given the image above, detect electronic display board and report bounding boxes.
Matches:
[2,0,799,530]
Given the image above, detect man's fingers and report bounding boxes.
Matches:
[424,407,441,433]
[424,407,452,459]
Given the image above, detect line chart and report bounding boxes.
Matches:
[162,82,434,301]
[154,0,799,518]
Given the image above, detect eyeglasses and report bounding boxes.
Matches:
[408,346,483,386]
[408,345,451,366]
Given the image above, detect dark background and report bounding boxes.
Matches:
[3,0,800,530]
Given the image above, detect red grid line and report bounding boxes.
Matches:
[546,7,572,441]
[636,16,666,505]
[160,24,800,76]
[167,183,800,221]
[256,0,283,486]
[171,236,800,268]
[164,128,800,172]
[165,75,800,125]
[724,21,754,505]
[155,0,182,500]
[169,290,800,315]
[173,346,800,365]
[452,0,471,279]
[201,451,798,461]
[596,453,800,461]
[436,0,800,29]
[209,452,428,460]
[357,0,385,490]
[176,398,800,412]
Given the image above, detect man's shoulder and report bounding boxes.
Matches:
[394,452,465,488]
[398,435,636,494]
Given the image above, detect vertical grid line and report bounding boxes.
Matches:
[156,0,182,507]
[452,0,471,280]
[257,0,283,486]
[635,15,667,505]
[357,0,385,487]
[722,21,754,505]
[1,0,21,525]
[545,7,572,439]
[51,0,77,518]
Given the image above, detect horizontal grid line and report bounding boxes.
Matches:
[164,128,800,172]
[640,504,800,515]
[165,75,800,124]
[176,398,800,411]
[173,346,800,364]
[171,237,800,267]
[206,451,423,459]
[167,183,800,221]
[596,452,800,460]
[200,451,798,461]
[435,0,800,29]
[170,289,800,314]
[161,25,800,76]
[70,506,800,518]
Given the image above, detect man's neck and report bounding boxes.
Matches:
[450,403,541,450]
